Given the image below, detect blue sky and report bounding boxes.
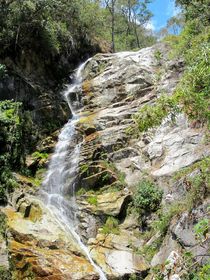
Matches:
[147,0,180,31]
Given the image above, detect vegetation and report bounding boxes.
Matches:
[0,266,11,280]
[87,196,98,206]
[133,180,163,213]
[134,94,179,132]
[152,159,209,237]
[32,151,49,161]
[102,216,120,235]
[0,0,156,58]
[0,100,24,203]
[194,218,209,241]
[133,0,210,134]
[0,64,6,78]
[0,211,7,237]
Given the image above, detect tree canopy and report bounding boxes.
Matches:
[0,0,156,57]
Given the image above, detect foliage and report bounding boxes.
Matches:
[133,180,163,213]
[0,0,156,57]
[173,157,210,181]
[194,264,210,280]
[0,100,34,203]
[152,159,209,237]
[164,14,210,126]
[32,151,48,160]
[194,218,209,241]
[0,211,7,237]
[174,26,210,125]
[176,0,210,26]
[154,50,163,65]
[134,94,179,132]
[182,251,210,280]
[174,157,209,211]
[103,0,155,52]
[102,216,120,235]
[152,202,185,235]
[0,100,25,203]
[76,188,87,196]
[87,196,98,206]
[0,266,11,280]
[129,274,137,280]
[134,6,210,134]
[138,237,163,262]
[0,64,6,78]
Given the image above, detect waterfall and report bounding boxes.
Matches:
[41,60,107,280]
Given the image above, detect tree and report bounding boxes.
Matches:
[104,0,117,52]
[175,0,210,25]
[103,0,153,51]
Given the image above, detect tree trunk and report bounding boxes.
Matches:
[111,0,115,53]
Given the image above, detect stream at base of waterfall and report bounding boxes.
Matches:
[40,60,107,280]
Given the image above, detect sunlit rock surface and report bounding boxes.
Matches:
[3,199,99,279]
[2,43,209,279]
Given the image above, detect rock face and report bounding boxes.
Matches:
[2,196,100,280]
[88,231,149,278]
[1,43,209,279]
[74,43,209,279]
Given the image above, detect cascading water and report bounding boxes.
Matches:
[41,60,107,280]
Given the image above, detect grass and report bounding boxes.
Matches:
[87,196,98,206]
[101,216,120,235]
[133,94,179,132]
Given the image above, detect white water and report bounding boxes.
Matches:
[41,60,107,280]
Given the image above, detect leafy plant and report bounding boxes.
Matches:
[87,196,98,206]
[194,218,209,240]
[133,180,163,213]
[0,212,7,237]
[154,50,163,65]
[134,94,179,132]
[76,188,87,196]
[102,216,119,235]
[152,202,185,235]
[0,266,10,280]
[32,151,49,160]
[0,64,6,78]
[194,264,210,280]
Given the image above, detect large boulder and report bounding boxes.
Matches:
[2,199,100,279]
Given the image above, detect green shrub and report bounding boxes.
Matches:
[194,218,209,241]
[76,188,87,196]
[0,100,30,203]
[32,151,48,160]
[0,64,6,78]
[194,264,210,280]
[0,266,11,280]
[154,50,163,65]
[0,211,7,237]
[165,22,210,127]
[133,180,163,213]
[152,202,185,235]
[134,94,179,132]
[87,196,98,206]
[102,216,119,235]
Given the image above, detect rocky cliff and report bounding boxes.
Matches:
[0,43,209,279]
